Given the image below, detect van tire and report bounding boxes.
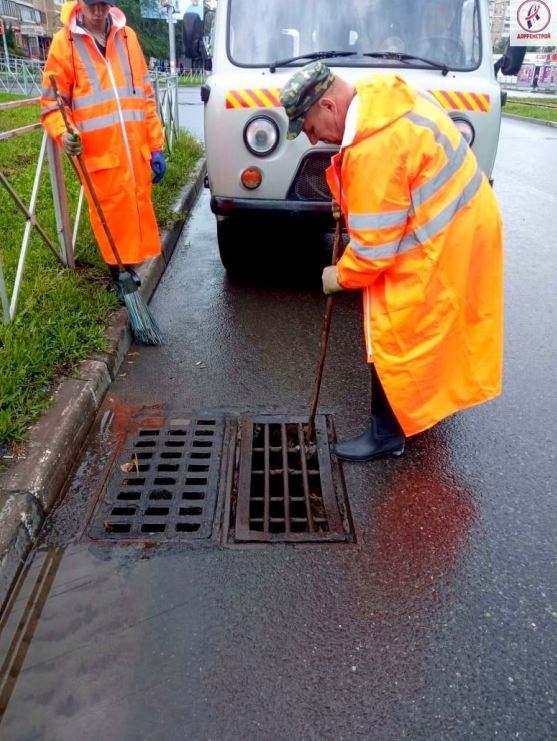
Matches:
[216,216,256,277]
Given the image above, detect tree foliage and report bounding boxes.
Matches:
[6,25,16,50]
[493,37,507,55]
[117,0,184,61]
[492,37,556,59]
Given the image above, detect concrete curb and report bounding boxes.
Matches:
[503,112,557,128]
[0,157,207,606]
[0,492,43,602]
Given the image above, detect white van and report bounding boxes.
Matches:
[185,0,524,274]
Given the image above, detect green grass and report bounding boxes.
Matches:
[0,97,203,445]
[505,97,557,123]
[153,132,203,228]
[177,77,206,87]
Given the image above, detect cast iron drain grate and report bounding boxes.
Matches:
[88,414,224,541]
[228,414,353,543]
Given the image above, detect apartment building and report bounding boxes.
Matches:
[0,0,61,59]
[490,0,510,43]
[33,0,62,36]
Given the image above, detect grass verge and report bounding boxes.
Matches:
[505,97,557,123]
[177,76,206,87]
[0,95,203,445]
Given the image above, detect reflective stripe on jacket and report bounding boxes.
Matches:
[326,76,503,436]
[40,1,164,265]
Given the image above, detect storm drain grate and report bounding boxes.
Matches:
[229,415,353,543]
[88,415,224,541]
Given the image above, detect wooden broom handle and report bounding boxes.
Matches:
[307,215,345,442]
[49,74,125,270]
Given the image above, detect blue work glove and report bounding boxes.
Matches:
[150,151,167,184]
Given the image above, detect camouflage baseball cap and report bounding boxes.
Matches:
[280,61,335,140]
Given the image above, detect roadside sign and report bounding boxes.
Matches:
[510,0,557,46]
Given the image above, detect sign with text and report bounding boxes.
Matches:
[510,0,556,46]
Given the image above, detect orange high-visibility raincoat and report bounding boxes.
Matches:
[326,76,503,436]
[40,1,164,265]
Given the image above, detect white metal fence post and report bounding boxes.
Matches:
[166,79,173,150]
[0,254,10,324]
[9,130,49,319]
[47,137,75,268]
[173,75,179,134]
[72,187,85,250]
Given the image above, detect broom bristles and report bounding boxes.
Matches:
[123,288,163,346]
[115,270,163,345]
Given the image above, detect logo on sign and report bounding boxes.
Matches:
[517,1,552,32]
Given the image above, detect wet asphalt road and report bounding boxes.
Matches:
[0,118,556,740]
[178,85,205,143]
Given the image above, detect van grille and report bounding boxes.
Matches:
[287,152,335,202]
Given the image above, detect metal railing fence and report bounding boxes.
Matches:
[0,55,44,96]
[151,73,180,153]
[0,107,78,324]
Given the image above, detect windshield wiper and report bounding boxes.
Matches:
[362,51,449,76]
[269,51,356,73]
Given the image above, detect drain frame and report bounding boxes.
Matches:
[87,413,225,542]
[228,414,353,544]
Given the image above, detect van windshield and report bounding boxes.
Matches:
[228,0,481,70]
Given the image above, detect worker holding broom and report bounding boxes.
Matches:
[280,62,503,462]
[39,0,166,305]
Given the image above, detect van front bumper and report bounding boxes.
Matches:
[211,196,332,216]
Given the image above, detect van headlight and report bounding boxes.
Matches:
[243,116,279,157]
[450,116,475,147]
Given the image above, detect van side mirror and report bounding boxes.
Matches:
[494,42,526,77]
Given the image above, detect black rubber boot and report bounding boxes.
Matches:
[109,265,141,305]
[126,265,141,287]
[334,365,405,462]
[109,265,141,286]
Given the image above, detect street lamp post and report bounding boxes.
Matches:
[161,0,177,75]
